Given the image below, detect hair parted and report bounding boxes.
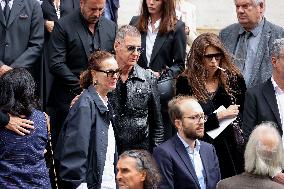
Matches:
[80,51,114,89]
[119,150,161,189]
[0,68,39,117]
[183,33,242,102]
[244,121,284,177]
[135,0,177,34]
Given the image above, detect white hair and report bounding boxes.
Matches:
[234,0,264,6]
[244,122,284,177]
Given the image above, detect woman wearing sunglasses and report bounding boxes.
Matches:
[55,51,119,189]
[129,0,186,140]
[176,33,246,179]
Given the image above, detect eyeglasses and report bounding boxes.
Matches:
[203,53,223,61]
[95,69,121,77]
[126,45,143,54]
[183,114,208,123]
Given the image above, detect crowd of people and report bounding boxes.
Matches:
[0,0,284,188]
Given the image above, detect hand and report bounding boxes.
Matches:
[70,93,83,108]
[217,105,240,120]
[147,69,160,79]
[273,172,284,185]
[0,65,12,76]
[45,20,54,33]
[5,115,34,136]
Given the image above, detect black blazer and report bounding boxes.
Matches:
[243,78,283,140]
[0,0,44,68]
[129,16,186,78]
[47,9,116,105]
[153,135,221,189]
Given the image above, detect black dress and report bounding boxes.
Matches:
[176,75,246,179]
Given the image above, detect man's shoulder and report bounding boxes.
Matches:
[246,79,271,95]
[264,19,284,33]
[57,10,80,25]
[99,17,117,30]
[220,23,240,35]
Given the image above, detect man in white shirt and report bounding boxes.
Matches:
[243,38,284,184]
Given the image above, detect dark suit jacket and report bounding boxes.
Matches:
[47,9,116,106]
[219,18,284,88]
[129,16,186,78]
[0,0,44,68]
[153,135,221,189]
[217,173,284,189]
[243,78,283,141]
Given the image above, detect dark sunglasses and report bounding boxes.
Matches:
[126,45,143,53]
[95,69,121,77]
[203,53,223,61]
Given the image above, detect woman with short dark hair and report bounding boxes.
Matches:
[0,68,51,188]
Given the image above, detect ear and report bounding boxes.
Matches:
[140,171,146,182]
[174,119,182,130]
[114,41,120,52]
[271,56,278,68]
[259,1,265,13]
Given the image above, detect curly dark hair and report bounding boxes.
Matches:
[183,33,242,102]
[119,150,161,189]
[80,51,114,89]
[0,68,39,117]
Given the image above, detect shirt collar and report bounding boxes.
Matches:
[148,17,161,32]
[271,77,284,94]
[177,133,201,153]
[239,17,264,37]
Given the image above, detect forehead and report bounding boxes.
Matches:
[180,100,203,115]
[83,0,105,7]
[205,46,221,54]
[117,157,138,170]
[235,0,253,5]
[123,35,141,46]
[100,57,118,69]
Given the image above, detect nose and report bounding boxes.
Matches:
[236,6,245,13]
[116,171,121,180]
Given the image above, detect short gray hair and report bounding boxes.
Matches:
[244,122,284,177]
[234,0,264,6]
[271,38,284,59]
[115,25,141,42]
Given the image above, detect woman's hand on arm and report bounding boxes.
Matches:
[45,20,55,33]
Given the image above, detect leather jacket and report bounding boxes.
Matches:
[109,64,164,154]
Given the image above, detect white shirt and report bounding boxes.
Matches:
[146,18,160,66]
[77,94,116,189]
[0,0,13,10]
[271,77,284,145]
[177,134,206,189]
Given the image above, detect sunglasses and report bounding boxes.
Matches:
[203,53,223,61]
[95,69,121,77]
[126,45,143,54]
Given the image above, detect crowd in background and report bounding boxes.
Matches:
[0,0,284,189]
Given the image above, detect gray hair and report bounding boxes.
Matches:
[115,25,141,42]
[119,150,161,189]
[234,0,264,6]
[244,122,284,177]
[271,38,284,59]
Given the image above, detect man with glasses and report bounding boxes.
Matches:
[153,95,221,189]
[219,0,284,88]
[47,0,116,146]
[242,38,284,184]
[109,25,164,154]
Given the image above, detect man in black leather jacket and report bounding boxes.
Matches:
[110,25,164,154]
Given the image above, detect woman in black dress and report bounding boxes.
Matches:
[176,33,246,179]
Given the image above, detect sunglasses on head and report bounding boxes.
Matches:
[203,53,223,61]
[95,68,121,77]
[126,45,143,53]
